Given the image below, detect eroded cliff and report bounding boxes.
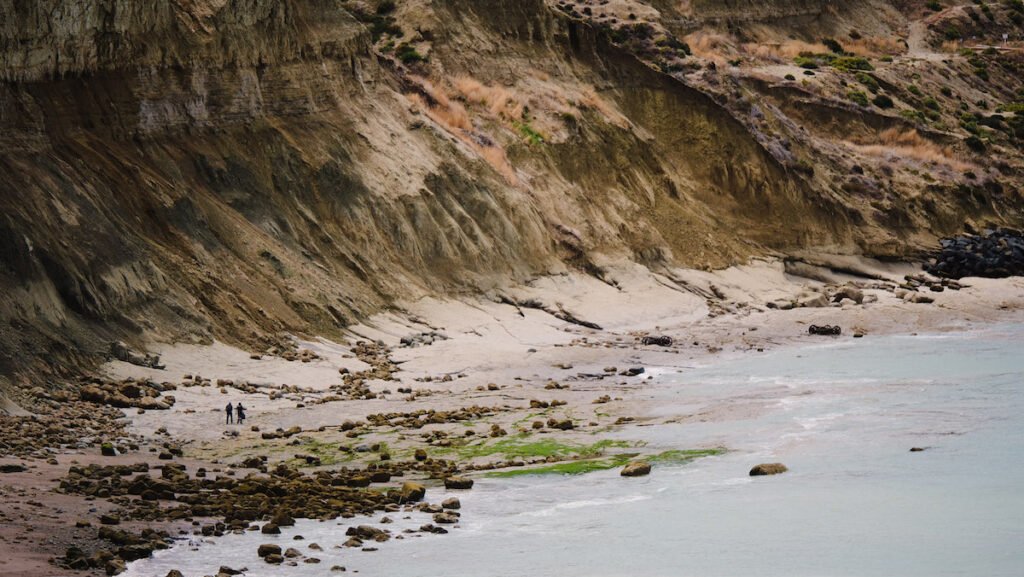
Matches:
[1,0,1022,385]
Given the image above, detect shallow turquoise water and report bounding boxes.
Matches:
[126,325,1024,577]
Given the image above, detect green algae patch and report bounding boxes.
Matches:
[649,448,726,464]
[485,454,636,478]
[456,436,636,461]
[484,447,726,478]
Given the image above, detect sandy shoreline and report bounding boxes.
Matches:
[3,257,1024,577]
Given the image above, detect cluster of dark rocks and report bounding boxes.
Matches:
[640,335,673,347]
[808,324,842,336]
[56,461,473,574]
[331,341,400,400]
[57,462,451,528]
[364,405,509,429]
[78,377,176,410]
[61,527,171,575]
[109,341,165,370]
[0,398,132,458]
[926,228,1024,279]
[399,331,450,348]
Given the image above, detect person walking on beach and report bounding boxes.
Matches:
[225,402,234,424]
[236,402,246,425]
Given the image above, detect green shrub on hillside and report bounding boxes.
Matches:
[396,43,424,64]
[794,56,820,69]
[832,56,874,72]
[857,73,880,93]
[848,91,870,106]
[823,38,845,54]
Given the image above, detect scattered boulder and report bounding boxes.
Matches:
[808,324,841,336]
[99,514,120,525]
[433,512,459,524]
[798,294,829,308]
[641,335,673,347]
[442,497,461,510]
[345,525,389,542]
[258,544,281,558]
[109,341,165,370]
[905,293,935,304]
[831,286,864,305]
[620,461,651,477]
[749,463,788,476]
[549,419,574,431]
[444,477,473,490]
[399,481,425,502]
[0,464,27,473]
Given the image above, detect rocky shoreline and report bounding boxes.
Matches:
[2,259,1024,577]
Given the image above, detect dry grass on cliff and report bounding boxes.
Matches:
[686,31,736,62]
[844,36,906,57]
[409,81,472,130]
[741,39,827,60]
[579,89,630,129]
[453,77,525,120]
[739,36,902,63]
[847,128,973,171]
[406,81,518,185]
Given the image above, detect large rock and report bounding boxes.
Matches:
[399,481,425,502]
[443,477,473,490]
[798,294,829,308]
[257,544,281,558]
[749,463,788,476]
[831,286,864,305]
[433,512,459,524]
[620,461,651,477]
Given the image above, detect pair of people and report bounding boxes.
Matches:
[225,402,246,425]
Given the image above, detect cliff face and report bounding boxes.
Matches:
[0,0,1021,383]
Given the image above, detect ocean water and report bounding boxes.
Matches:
[125,324,1024,577]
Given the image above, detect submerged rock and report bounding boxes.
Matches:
[620,461,652,477]
[444,477,473,490]
[749,463,788,476]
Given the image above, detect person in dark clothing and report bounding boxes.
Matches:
[225,402,234,424]
[235,403,246,425]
